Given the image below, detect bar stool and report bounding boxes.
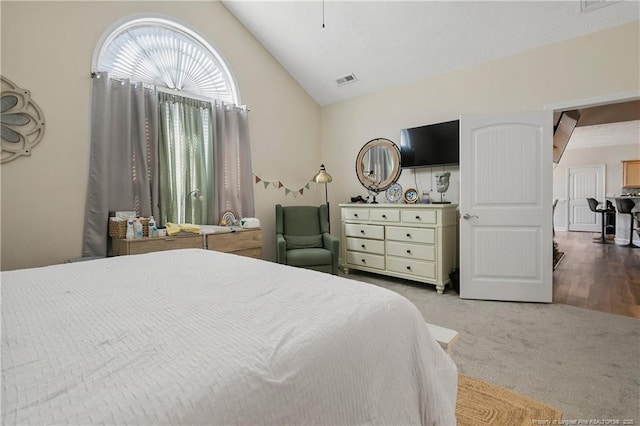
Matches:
[615,198,639,248]
[587,198,614,244]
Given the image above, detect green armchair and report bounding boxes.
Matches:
[275,204,339,275]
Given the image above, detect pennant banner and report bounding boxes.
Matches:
[252,173,317,197]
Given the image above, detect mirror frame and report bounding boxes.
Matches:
[355,138,402,192]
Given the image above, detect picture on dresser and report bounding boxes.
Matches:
[403,188,419,204]
[385,183,403,203]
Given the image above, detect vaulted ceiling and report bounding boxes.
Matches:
[222,0,639,107]
[222,1,639,151]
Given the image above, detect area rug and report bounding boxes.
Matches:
[456,374,562,425]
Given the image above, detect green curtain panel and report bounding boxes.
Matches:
[158,92,215,225]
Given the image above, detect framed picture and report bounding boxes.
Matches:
[403,188,419,204]
[385,182,403,203]
[219,210,238,226]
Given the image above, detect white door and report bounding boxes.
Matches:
[567,165,605,232]
[459,111,553,302]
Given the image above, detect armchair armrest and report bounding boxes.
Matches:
[323,233,340,275]
[276,233,287,264]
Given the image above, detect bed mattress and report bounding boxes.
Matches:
[2,249,457,425]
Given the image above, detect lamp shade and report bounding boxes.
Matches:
[313,164,333,184]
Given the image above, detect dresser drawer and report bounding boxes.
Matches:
[387,257,436,279]
[386,241,435,261]
[346,251,385,270]
[402,209,437,225]
[346,237,385,255]
[343,208,370,221]
[206,229,262,252]
[114,235,203,255]
[370,209,400,223]
[344,223,384,240]
[386,226,435,244]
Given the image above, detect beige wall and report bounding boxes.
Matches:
[0,1,322,270]
[552,143,640,229]
[321,22,640,242]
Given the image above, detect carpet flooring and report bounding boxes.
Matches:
[342,270,640,423]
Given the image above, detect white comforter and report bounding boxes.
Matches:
[2,249,457,425]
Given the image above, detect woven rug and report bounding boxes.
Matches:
[456,374,562,425]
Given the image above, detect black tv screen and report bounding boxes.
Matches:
[400,120,460,168]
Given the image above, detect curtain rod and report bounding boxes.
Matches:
[90,72,248,111]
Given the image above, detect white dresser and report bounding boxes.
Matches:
[339,203,458,294]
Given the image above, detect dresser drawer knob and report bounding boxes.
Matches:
[382,214,387,218]
[406,249,411,254]
[361,244,366,249]
[406,265,412,270]
[360,230,365,234]
[354,213,358,217]
[406,233,411,238]
[361,259,366,263]
[415,215,421,220]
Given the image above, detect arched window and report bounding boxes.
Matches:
[92,16,239,103]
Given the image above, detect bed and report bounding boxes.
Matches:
[2,249,457,425]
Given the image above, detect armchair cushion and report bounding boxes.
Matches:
[284,234,323,249]
[286,248,333,267]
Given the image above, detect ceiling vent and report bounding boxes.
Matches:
[581,0,620,13]
[335,73,358,86]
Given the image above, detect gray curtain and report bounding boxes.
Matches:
[82,72,158,257]
[83,75,253,256]
[214,101,254,220]
[158,92,215,225]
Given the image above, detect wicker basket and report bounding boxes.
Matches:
[109,219,127,238]
[109,217,150,238]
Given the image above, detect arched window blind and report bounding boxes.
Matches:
[93,17,238,103]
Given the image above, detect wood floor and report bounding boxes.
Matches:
[553,231,640,318]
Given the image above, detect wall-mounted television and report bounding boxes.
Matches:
[400,119,460,168]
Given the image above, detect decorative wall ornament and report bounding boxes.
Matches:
[253,173,313,197]
[1,76,46,163]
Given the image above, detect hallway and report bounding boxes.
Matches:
[553,231,640,318]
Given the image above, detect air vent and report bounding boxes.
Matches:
[581,0,620,12]
[335,73,358,86]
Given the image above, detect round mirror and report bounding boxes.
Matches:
[355,138,402,195]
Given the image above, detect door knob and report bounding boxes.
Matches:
[463,213,479,220]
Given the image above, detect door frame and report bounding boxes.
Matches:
[565,164,606,232]
[545,91,640,112]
